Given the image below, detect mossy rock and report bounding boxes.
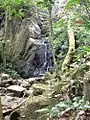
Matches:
[31,83,49,95]
[20,95,55,120]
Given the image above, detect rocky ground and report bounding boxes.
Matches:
[1,71,68,120]
[0,54,90,120]
[0,73,47,119]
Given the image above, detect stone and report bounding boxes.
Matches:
[17,79,23,85]
[75,110,90,120]
[1,73,10,81]
[7,85,26,97]
[7,85,26,92]
[20,80,30,89]
[27,76,44,84]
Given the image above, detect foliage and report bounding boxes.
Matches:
[73,24,90,62]
[35,97,90,118]
[52,0,90,67]
[0,63,20,79]
[36,0,54,8]
[65,0,80,9]
[53,21,68,47]
[0,0,33,19]
[65,0,90,29]
[50,97,90,118]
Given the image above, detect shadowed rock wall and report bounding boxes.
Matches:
[0,7,52,78]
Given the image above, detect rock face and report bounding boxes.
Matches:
[0,8,53,78]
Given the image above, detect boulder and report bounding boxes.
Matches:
[31,83,48,95]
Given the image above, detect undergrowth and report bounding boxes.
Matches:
[35,97,90,118]
[0,63,20,79]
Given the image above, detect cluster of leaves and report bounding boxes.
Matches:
[66,0,90,30]
[53,19,67,46]
[35,97,90,118]
[74,27,90,62]
[36,0,54,8]
[0,0,33,19]
[49,97,90,118]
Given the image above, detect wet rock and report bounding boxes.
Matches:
[1,96,19,113]
[75,110,90,120]
[7,85,26,97]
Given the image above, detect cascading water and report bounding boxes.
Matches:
[43,41,53,72]
[33,40,53,77]
[40,42,47,70]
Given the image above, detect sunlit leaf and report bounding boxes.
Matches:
[65,0,80,9]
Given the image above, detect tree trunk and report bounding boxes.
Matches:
[61,20,75,72]
[2,11,8,67]
[0,97,3,120]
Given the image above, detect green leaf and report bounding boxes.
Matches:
[65,0,80,9]
[82,46,90,52]
[35,108,49,114]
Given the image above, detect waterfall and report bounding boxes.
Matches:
[39,40,53,76]
[41,41,48,71]
[33,40,53,76]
